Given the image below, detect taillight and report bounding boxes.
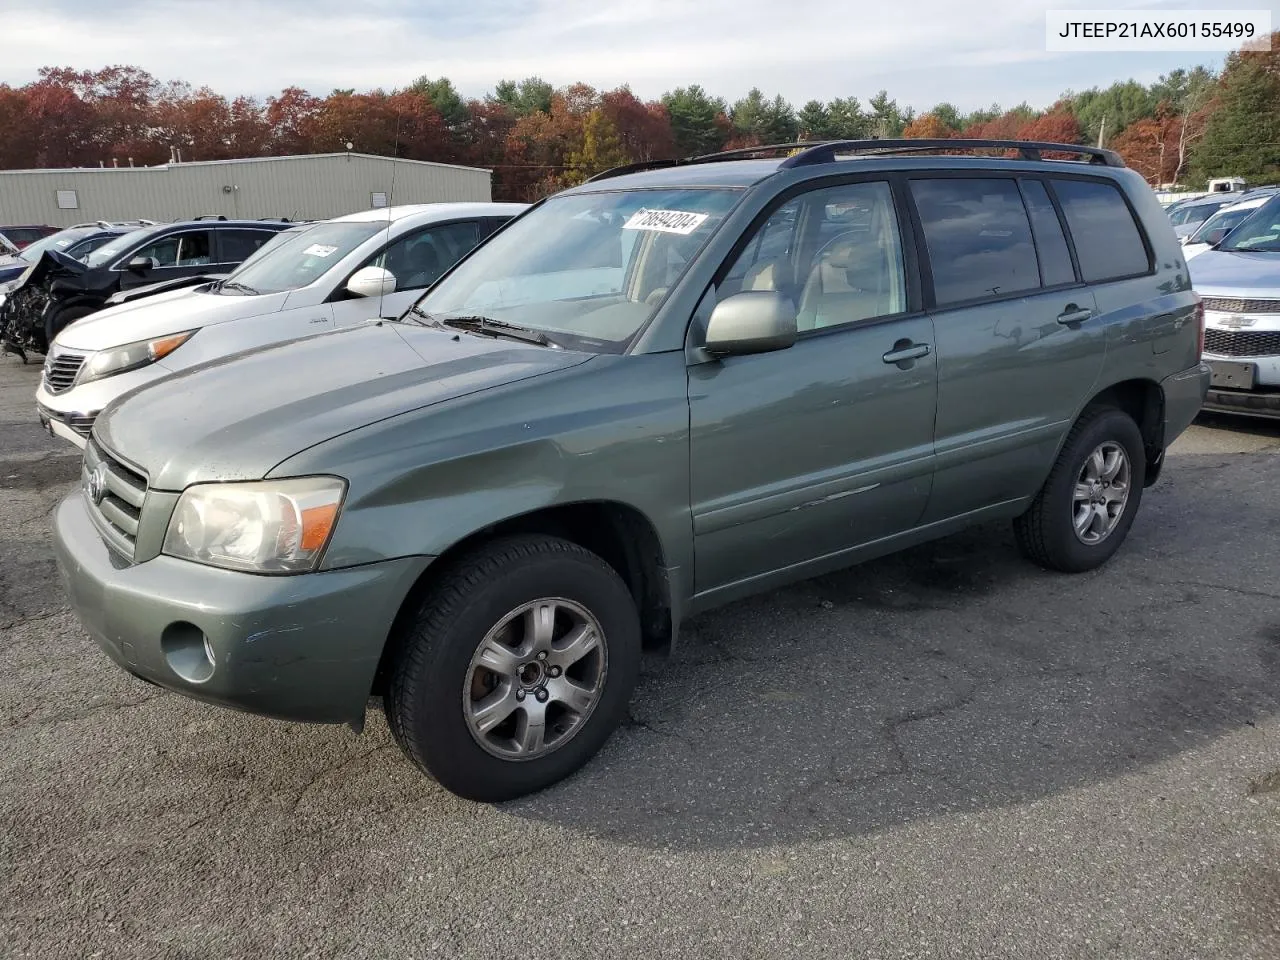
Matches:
[1194,295,1205,359]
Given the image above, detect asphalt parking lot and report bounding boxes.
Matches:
[3,355,1280,960]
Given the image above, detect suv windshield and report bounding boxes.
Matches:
[413,188,742,351]
[219,221,386,294]
[1218,195,1280,253]
[1187,204,1257,245]
[20,230,96,262]
[81,228,150,268]
[1170,200,1228,227]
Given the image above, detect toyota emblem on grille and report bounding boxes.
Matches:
[86,463,108,505]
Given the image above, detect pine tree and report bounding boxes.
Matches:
[1190,42,1280,180]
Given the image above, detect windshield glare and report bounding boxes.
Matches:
[221,221,385,294]
[1170,201,1226,227]
[1219,195,1280,253]
[415,189,742,350]
[20,231,90,261]
[1188,206,1255,244]
[81,229,148,267]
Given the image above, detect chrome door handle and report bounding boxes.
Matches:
[882,342,931,364]
[1057,305,1094,325]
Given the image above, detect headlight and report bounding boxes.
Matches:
[162,477,346,574]
[75,330,196,386]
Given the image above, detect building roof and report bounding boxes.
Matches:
[0,152,490,176]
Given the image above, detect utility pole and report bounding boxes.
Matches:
[1097,115,1107,148]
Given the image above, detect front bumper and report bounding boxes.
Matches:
[35,361,174,449]
[1202,387,1280,419]
[53,492,430,724]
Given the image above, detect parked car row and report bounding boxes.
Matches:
[17,203,524,444]
[39,139,1212,803]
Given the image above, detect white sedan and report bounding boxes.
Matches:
[36,202,527,447]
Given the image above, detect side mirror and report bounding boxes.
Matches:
[703,291,797,357]
[126,255,156,272]
[346,265,396,299]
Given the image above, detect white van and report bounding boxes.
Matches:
[36,202,527,446]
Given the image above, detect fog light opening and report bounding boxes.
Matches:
[161,621,215,684]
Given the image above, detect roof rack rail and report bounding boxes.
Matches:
[583,142,819,183]
[779,138,1124,168]
[192,214,228,221]
[585,138,1124,183]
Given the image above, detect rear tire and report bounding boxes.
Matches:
[1014,406,1147,573]
[385,535,641,802]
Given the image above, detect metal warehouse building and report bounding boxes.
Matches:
[0,152,492,226]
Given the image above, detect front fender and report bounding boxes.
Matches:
[269,351,695,584]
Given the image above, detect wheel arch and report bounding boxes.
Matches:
[1081,378,1166,486]
[371,499,674,698]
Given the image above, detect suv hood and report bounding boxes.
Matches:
[94,322,592,491]
[57,286,291,351]
[1189,249,1280,298]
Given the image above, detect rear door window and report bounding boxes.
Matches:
[1018,179,1076,287]
[1051,179,1150,282]
[910,178,1040,306]
[217,229,278,264]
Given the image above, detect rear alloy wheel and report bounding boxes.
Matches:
[386,535,640,802]
[1014,406,1147,573]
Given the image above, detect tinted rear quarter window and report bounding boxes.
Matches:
[1051,179,1150,282]
[910,178,1040,306]
[1018,180,1076,287]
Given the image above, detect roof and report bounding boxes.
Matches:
[0,152,491,176]
[568,139,1130,194]
[329,202,528,224]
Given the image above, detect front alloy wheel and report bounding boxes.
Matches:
[464,598,607,760]
[386,535,641,802]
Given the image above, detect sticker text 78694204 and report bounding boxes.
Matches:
[622,209,710,236]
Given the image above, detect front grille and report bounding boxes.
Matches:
[83,438,148,561]
[37,403,96,439]
[67,414,96,438]
[1201,297,1280,314]
[43,349,86,394]
[1204,329,1280,358]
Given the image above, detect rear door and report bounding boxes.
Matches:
[330,220,483,325]
[213,228,281,270]
[908,174,1107,523]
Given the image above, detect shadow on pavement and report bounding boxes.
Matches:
[508,450,1280,848]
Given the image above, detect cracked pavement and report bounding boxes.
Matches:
[3,354,1280,959]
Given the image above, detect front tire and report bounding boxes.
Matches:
[385,535,641,802]
[1014,406,1147,573]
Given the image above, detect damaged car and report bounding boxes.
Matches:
[0,218,291,359]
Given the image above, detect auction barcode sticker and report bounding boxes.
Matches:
[1046,9,1271,51]
[623,209,709,235]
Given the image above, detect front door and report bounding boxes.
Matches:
[331,220,484,325]
[688,179,938,597]
[117,229,217,290]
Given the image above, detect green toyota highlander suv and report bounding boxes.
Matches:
[53,139,1210,801]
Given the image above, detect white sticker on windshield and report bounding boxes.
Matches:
[623,208,709,235]
[303,243,338,258]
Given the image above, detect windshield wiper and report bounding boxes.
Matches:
[436,314,556,347]
[218,280,260,295]
[1227,245,1276,253]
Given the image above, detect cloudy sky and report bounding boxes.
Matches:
[0,0,1268,111]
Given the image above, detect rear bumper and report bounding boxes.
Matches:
[53,491,431,724]
[1160,361,1212,442]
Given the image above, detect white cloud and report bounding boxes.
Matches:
[0,0,1240,111]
